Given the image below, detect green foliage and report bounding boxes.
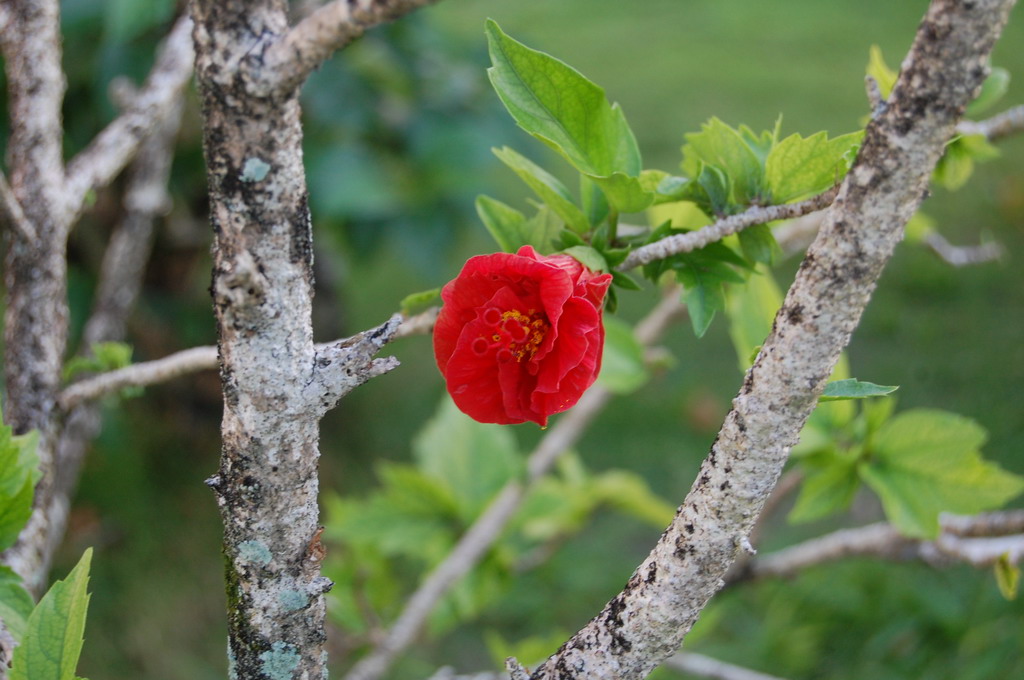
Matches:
[994,554,1019,600]
[0,412,40,553]
[682,118,766,208]
[322,398,673,640]
[0,566,34,643]
[485,20,650,214]
[861,410,1024,538]
[413,399,523,522]
[866,45,898,99]
[399,288,441,316]
[967,66,1010,116]
[62,342,133,382]
[597,316,649,395]
[820,379,899,402]
[492,146,590,234]
[765,130,863,202]
[10,549,93,680]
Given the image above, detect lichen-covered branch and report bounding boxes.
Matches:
[525,2,1015,678]
[256,0,441,97]
[190,0,408,675]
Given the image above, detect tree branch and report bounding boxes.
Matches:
[957,103,1024,141]
[0,171,36,242]
[256,0,441,97]
[922,229,1004,266]
[618,187,839,272]
[342,291,687,680]
[62,14,193,229]
[663,652,789,680]
[524,2,1015,678]
[734,512,1024,583]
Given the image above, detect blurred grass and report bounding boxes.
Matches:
[52,1,1024,678]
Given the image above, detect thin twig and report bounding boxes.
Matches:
[256,0,441,97]
[0,171,37,241]
[58,311,439,410]
[341,292,687,680]
[664,652,790,680]
[618,187,840,272]
[733,512,1024,583]
[922,230,1004,266]
[957,103,1024,141]
[62,14,193,228]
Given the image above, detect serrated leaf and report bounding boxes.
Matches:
[11,549,92,680]
[399,288,441,316]
[994,553,1020,600]
[485,20,641,181]
[597,316,649,395]
[682,118,764,206]
[765,130,863,203]
[492,147,589,233]
[0,566,34,643]
[867,45,897,99]
[860,410,1024,538]
[414,399,523,521]
[820,379,898,402]
[476,195,528,253]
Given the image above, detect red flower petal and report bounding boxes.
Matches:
[434,248,612,426]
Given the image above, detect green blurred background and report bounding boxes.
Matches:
[17,0,1023,678]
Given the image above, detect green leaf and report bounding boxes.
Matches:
[860,410,1024,538]
[0,420,39,552]
[476,195,529,253]
[579,175,609,227]
[492,147,589,233]
[994,553,1020,600]
[588,173,654,213]
[682,118,764,206]
[680,273,724,338]
[867,45,898,99]
[789,451,860,523]
[63,342,133,381]
[737,223,780,265]
[11,548,92,680]
[725,266,783,371]
[399,288,441,316]
[597,316,649,395]
[765,130,863,202]
[485,20,641,179]
[967,66,1009,116]
[592,470,675,527]
[561,245,609,273]
[0,566,34,643]
[933,134,1000,191]
[414,399,523,521]
[521,206,564,254]
[820,379,898,402]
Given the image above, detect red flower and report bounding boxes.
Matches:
[434,246,612,426]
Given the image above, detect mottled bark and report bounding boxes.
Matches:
[527,1,1016,678]
[189,1,405,677]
